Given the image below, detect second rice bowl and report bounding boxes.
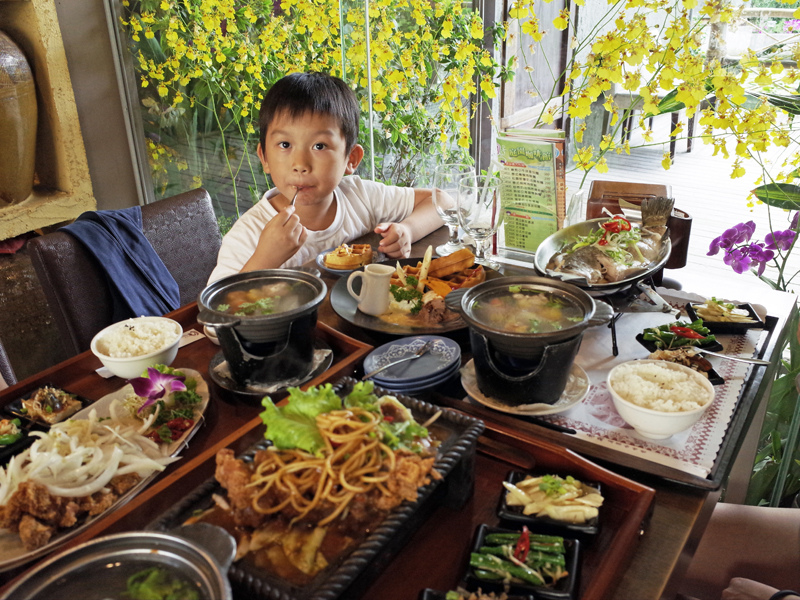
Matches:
[607,359,716,439]
[90,316,183,379]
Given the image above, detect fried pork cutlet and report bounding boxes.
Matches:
[0,475,142,551]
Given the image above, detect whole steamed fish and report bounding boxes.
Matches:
[546,197,673,284]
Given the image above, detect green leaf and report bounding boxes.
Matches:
[644,89,685,118]
[751,183,800,210]
[764,93,800,116]
[259,384,342,455]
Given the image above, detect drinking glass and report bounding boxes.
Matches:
[432,163,473,256]
[457,174,505,267]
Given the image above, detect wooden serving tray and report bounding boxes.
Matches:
[356,421,655,600]
[0,303,374,587]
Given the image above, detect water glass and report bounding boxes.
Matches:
[432,163,473,256]
[457,174,505,266]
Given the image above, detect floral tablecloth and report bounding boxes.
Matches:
[541,290,767,478]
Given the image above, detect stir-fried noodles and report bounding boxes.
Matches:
[249,407,397,526]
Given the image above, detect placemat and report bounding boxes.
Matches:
[542,290,768,478]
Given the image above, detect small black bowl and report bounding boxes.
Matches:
[685,302,765,334]
[464,524,580,600]
[497,471,600,536]
[3,385,90,427]
[419,589,535,600]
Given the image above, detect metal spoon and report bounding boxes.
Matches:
[362,341,433,380]
[290,188,299,205]
[698,348,771,366]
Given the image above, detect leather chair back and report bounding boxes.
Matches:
[586,180,691,270]
[0,339,16,388]
[28,188,222,356]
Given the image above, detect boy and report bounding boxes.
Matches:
[208,72,443,282]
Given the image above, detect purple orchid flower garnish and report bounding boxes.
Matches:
[708,221,757,256]
[128,367,186,414]
[765,229,796,252]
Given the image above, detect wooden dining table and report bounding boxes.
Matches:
[0,226,795,600]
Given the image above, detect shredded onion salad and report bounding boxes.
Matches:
[0,405,179,506]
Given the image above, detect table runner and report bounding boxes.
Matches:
[542,290,767,478]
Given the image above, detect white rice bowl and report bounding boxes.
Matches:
[607,359,715,439]
[91,317,182,379]
[95,318,181,358]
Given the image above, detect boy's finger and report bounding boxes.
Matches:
[374,223,390,234]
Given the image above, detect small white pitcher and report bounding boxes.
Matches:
[347,263,394,316]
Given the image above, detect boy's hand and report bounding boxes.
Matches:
[244,206,307,271]
[375,222,412,258]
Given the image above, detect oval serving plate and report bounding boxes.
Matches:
[0,368,209,573]
[331,258,501,335]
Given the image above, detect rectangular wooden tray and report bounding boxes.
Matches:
[0,303,374,586]
[439,313,781,491]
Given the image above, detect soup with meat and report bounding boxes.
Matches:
[214,281,316,316]
[471,286,584,333]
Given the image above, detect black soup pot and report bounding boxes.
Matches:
[198,270,327,385]
[446,276,612,405]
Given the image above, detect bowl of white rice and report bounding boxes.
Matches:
[607,359,716,439]
[91,316,183,379]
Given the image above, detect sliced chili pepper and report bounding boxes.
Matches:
[600,216,631,234]
[165,417,194,440]
[670,325,705,339]
[513,526,531,562]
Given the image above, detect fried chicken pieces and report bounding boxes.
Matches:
[214,448,437,533]
[0,474,140,550]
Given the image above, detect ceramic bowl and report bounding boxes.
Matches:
[90,316,182,379]
[607,359,715,439]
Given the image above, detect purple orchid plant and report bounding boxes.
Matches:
[708,212,798,288]
[128,367,186,414]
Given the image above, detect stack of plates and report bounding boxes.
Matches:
[363,335,461,395]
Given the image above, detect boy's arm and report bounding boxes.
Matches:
[375,188,443,257]
[241,206,308,272]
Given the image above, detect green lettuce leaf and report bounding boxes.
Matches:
[259,384,342,455]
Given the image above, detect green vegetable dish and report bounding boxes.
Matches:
[642,319,717,349]
[0,418,22,445]
[469,526,573,590]
[124,566,199,600]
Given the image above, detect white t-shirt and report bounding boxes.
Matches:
[208,175,415,283]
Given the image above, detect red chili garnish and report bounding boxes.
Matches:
[513,526,530,562]
[600,216,631,234]
[383,415,394,423]
[670,325,705,339]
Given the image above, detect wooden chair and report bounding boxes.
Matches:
[587,180,692,270]
[28,188,222,356]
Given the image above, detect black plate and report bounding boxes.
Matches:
[632,342,725,386]
[147,377,485,600]
[419,589,535,600]
[685,302,765,334]
[464,524,580,600]
[208,338,334,402]
[635,332,723,354]
[330,258,500,335]
[3,385,91,426]
[497,471,600,536]
[0,418,35,466]
[316,246,386,276]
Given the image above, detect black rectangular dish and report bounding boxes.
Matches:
[0,417,35,466]
[635,332,723,354]
[147,377,485,600]
[419,589,535,600]
[3,385,90,427]
[464,524,580,600]
[685,302,765,334]
[497,471,600,537]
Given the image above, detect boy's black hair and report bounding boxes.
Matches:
[259,72,360,153]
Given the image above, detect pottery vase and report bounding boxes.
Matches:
[0,30,37,206]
